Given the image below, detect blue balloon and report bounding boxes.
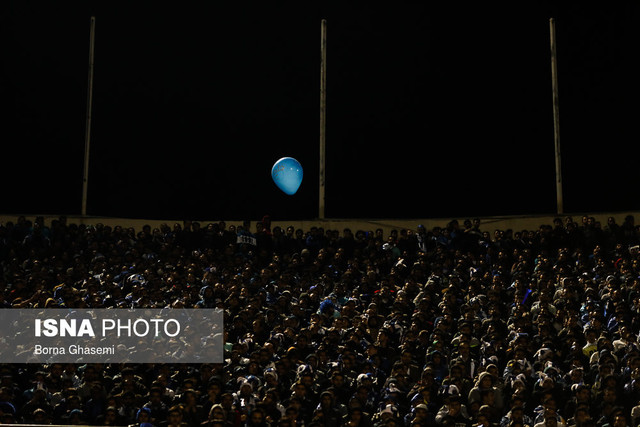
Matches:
[272,157,303,195]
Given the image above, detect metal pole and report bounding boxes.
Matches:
[549,17,564,214]
[82,16,96,216]
[319,19,327,219]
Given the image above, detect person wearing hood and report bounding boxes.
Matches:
[261,369,287,402]
[468,371,505,413]
[351,375,378,415]
[311,390,342,427]
[196,285,217,308]
[234,380,259,417]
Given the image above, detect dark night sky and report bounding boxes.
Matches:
[1,3,639,221]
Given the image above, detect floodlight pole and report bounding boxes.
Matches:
[319,19,327,219]
[549,17,564,215]
[82,16,96,217]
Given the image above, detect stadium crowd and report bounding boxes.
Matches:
[2,214,640,427]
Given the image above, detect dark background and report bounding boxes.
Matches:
[1,3,639,221]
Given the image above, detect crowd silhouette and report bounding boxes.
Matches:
[1,214,640,427]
